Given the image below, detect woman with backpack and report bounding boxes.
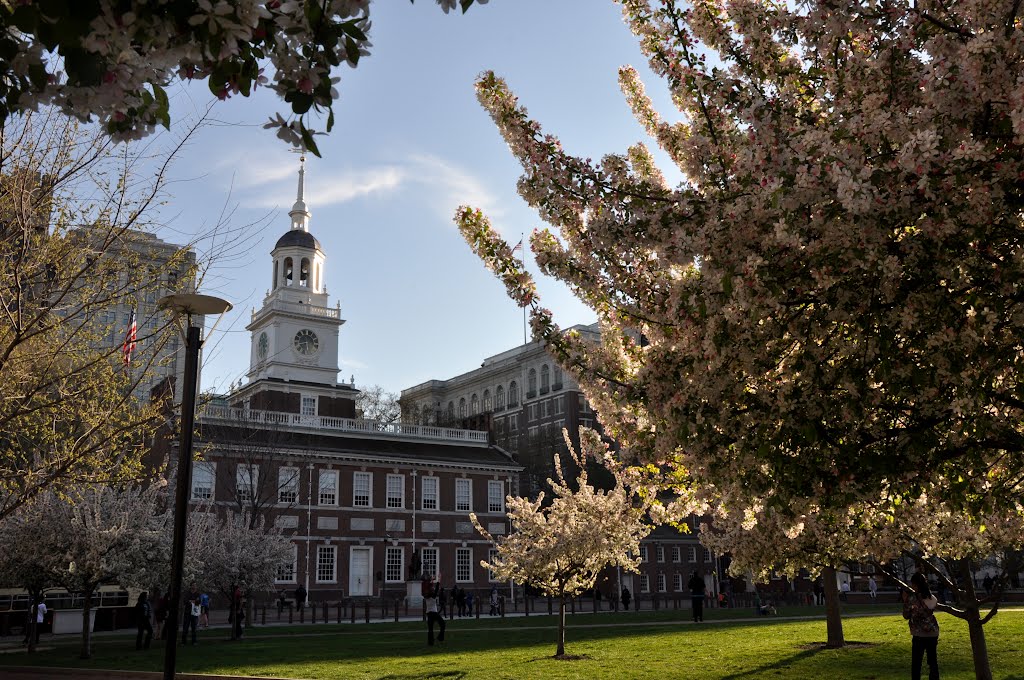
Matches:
[902,572,940,680]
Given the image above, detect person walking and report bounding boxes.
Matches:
[135,592,153,650]
[455,586,466,617]
[23,596,46,646]
[688,571,707,622]
[437,585,448,617]
[813,579,824,606]
[489,586,499,616]
[425,580,446,645]
[903,572,940,680]
[199,591,210,628]
[232,584,245,639]
[621,586,631,611]
[868,576,878,600]
[294,584,307,614]
[154,589,168,639]
[181,585,200,645]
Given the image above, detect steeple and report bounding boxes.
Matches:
[289,154,311,231]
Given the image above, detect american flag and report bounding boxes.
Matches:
[511,239,523,255]
[122,308,137,366]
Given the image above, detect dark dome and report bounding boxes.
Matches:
[274,230,321,250]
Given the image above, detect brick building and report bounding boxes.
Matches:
[174,160,520,603]
[401,325,602,498]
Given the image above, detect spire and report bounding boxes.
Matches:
[289,154,311,231]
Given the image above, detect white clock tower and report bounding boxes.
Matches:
[241,157,349,397]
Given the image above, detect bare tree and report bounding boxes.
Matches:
[0,109,206,520]
[357,384,402,424]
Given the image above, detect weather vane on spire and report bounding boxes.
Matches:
[289,149,310,231]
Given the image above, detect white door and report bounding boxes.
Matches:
[349,547,371,596]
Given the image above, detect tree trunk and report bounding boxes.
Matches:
[556,594,566,657]
[80,588,94,660]
[823,566,845,649]
[958,561,992,680]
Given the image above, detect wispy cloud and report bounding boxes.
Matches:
[406,153,504,222]
[221,149,504,227]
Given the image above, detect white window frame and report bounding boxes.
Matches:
[487,480,504,514]
[386,474,404,509]
[353,471,372,507]
[657,573,667,592]
[301,394,317,416]
[455,478,472,513]
[318,470,338,506]
[278,467,299,504]
[316,545,337,583]
[688,546,697,563]
[420,547,439,579]
[639,574,650,593]
[385,546,404,583]
[276,544,298,584]
[656,545,665,563]
[704,548,713,563]
[191,461,215,500]
[672,546,682,563]
[236,464,258,503]
[456,547,472,583]
[421,476,438,511]
[673,573,683,592]
[639,545,649,563]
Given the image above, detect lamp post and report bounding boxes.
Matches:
[158,294,232,680]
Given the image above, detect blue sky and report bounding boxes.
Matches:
[154,1,675,395]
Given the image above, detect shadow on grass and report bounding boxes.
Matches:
[719,646,826,679]
[378,672,467,680]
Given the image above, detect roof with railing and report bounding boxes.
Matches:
[198,405,490,446]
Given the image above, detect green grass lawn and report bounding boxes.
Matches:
[3,608,1023,679]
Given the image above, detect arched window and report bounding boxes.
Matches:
[528,368,537,394]
[283,257,293,286]
[273,260,279,289]
[447,401,455,421]
[553,366,563,388]
[540,364,550,391]
[458,398,467,418]
[470,394,479,415]
[495,385,505,410]
[508,381,519,406]
[483,389,492,411]
[300,258,310,287]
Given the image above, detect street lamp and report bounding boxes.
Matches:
[158,293,232,680]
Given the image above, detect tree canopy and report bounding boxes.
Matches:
[0,0,482,155]
[456,2,1024,676]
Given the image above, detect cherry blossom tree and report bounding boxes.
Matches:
[16,483,169,659]
[455,2,1024,677]
[0,504,54,653]
[0,0,483,154]
[185,509,293,639]
[472,428,654,658]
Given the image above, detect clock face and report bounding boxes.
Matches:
[293,328,319,356]
[257,332,268,360]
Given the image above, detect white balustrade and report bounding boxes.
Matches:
[199,405,489,444]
